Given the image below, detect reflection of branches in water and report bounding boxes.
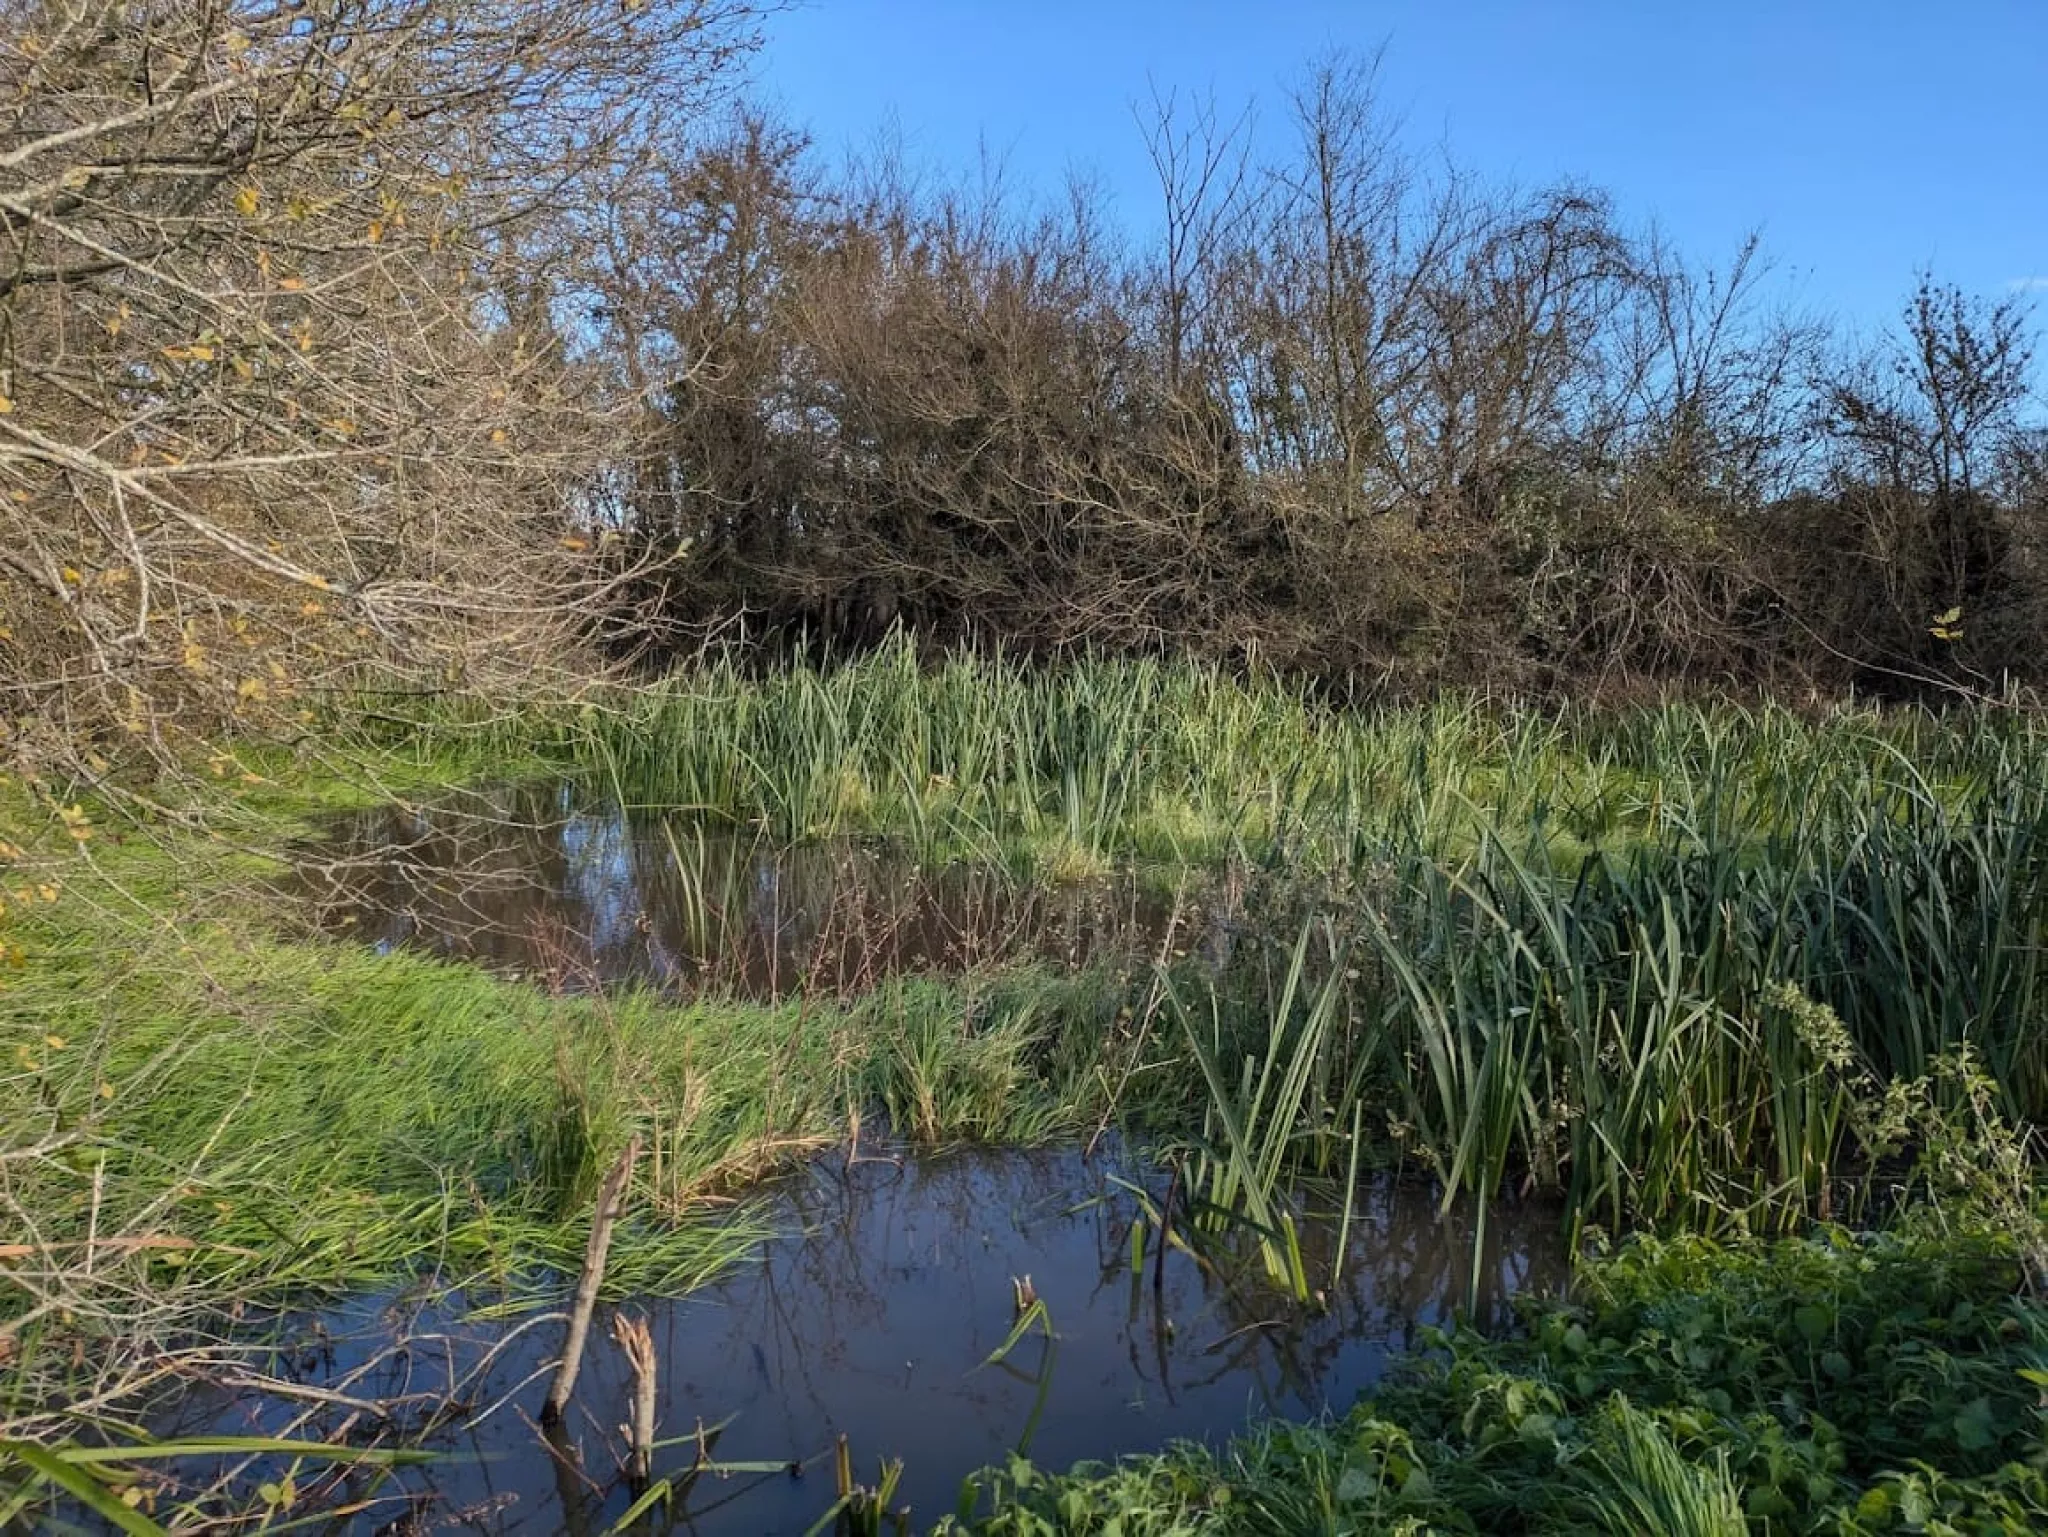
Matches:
[135,1291,573,1533]
[283,783,587,974]
[130,1153,1571,1533]
[286,783,1214,1002]
[1068,1163,1572,1418]
[722,1150,1570,1442]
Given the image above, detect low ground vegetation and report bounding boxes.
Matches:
[953,1224,2048,1535]
[5,657,2048,1527]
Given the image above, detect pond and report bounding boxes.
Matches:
[155,1148,1568,1534]
[292,783,1228,999]
[154,787,1584,1530]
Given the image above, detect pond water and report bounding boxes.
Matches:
[155,1149,1568,1534]
[177,788,1579,1530]
[293,783,1225,999]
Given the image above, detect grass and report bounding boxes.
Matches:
[3,847,1124,1286]
[19,651,2048,1296]
[11,644,2048,1524]
[0,750,1134,1524]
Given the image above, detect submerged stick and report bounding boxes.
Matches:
[543,1135,641,1427]
[1155,1160,1180,1297]
[611,1310,658,1491]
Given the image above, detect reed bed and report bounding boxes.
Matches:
[395,643,2048,1242]
[304,649,2048,1249]
[382,639,2040,872]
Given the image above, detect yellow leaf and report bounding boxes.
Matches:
[60,567,81,584]
[560,536,589,552]
[367,220,384,244]
[44,1034,64,1050]
[279,276,305,292]
[0,393,12,413]
[98,1081,115,1100]
[234,185,261,217]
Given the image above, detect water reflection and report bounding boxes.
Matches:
[155,1149,1567,1534]
[293,784,1219,999]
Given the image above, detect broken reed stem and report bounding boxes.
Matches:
[543,1135,641,1426]
[610,1310,658,1490]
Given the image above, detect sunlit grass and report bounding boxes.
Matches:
[12,646,2048,1525]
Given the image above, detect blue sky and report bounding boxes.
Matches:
[748,1,2047,344]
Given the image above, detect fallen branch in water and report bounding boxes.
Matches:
[543,1136,640,1427]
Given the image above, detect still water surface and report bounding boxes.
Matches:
[164,1150,1567,1534]
[293,783,1216,999]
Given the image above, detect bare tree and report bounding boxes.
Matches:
[0,0,763,767]
[1136,82,1253,396]
[1809,277,2039,679]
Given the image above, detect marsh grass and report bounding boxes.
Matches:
[1166,919,1359,1300]
[14,648,2048,1524]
